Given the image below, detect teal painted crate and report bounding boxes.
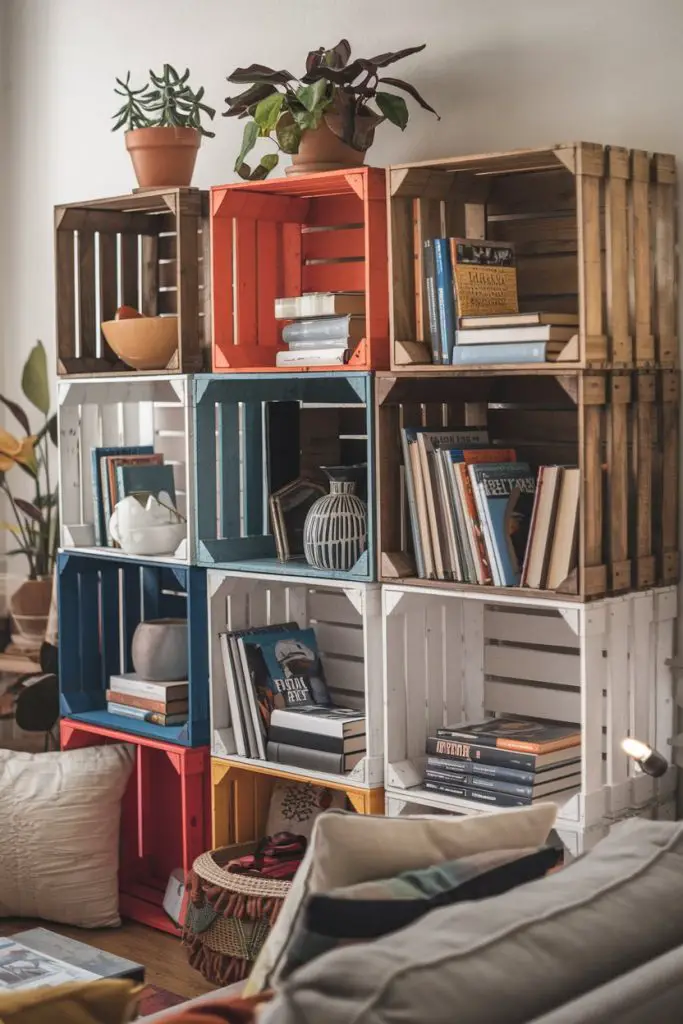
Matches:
[192,372,375,581]
[57,550,209,746]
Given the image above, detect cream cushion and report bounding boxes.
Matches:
[0,744,135,928]
[246,803,557,993]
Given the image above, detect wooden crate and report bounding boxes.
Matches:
[58,374,194,562]
[55,188,210,376]
[376,368,679,599]
[211,758,384,847]
[382,584,677,854]
[211,168,389,371]
[58,551,209,747]
[60,718,210,935]
[193,371,375,581]
[208,570,383,789]
[388,144,677,370]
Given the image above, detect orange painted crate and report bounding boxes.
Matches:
[211,167,389,372]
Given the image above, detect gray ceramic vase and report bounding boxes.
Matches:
[131,618,189,681]
[303,465,367,573]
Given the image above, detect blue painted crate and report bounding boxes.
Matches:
[57,551,209,746]
[192,371,376,581]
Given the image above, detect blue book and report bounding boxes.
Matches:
[432,239,456,364]
[452,342,551,365]
[115,464,177,507]
[468,462,536,587]
[91,446,153,546]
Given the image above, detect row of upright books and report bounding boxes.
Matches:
[219,622,365,774]
[402,426,579,588]
[423,716,581,808]
[91,445,177,546]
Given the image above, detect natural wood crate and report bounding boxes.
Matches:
[60,718,211,935]
[211,168,389,371]
[55,188,210,376]
[388,144,677,370]
[208,570,383,789]
[193,372,375,581]
[382,584,677,853]
[211,757,384,847]
[57,374,194,563]
[57,551,209,747]
[376,368,679,599]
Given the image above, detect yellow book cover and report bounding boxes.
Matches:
[450,238,518,318]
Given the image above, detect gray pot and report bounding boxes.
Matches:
[131,618,188,681]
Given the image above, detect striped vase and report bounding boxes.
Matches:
[303,476,367,573]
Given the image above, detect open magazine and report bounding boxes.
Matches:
[0,938,99,990]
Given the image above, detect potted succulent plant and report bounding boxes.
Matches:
[224,40,439,180]
[112,64,216,188]
[0,342,58,652]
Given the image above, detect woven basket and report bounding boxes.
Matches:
[183,843,292,985]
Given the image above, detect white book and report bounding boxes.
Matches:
[469,469,504,586]
[275,347,349,367]
[108,672,188,701]
[274,292,365,319]
[456,325,577,345]
[229,635,260,758]
[219,632,247,756]
[270,705,366,738]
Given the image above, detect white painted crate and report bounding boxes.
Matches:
[382,584,677,849]
[58,374,194,564]
[208,568,383,789]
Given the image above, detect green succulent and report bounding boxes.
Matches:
[112,65,216,137]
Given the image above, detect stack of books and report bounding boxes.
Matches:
[453,312,579,366]
[91,445,177,546]
[220,621,366,774]
[274,292,365,367]
[106,673,189,727]
[423,716,581,807]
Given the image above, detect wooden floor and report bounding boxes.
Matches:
[0,918,217,1000]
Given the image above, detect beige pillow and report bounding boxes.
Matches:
[246,803,557,993]
[0,744,135,928]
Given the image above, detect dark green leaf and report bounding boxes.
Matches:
[0,394,30,434]
[375,91,409,130]
[236,161,253,180]
[21,341,50,415]
[223,83,278,117]
[249,153,279,180]
[305,47,325,74]
[326,39,352,69]
[34,413,57,447]
[275,117,302,154]
[35,493,58,509]
[235,121,259,172]
[227,64,294,86]
[253,93,284,134]
[301,61,363,85]
[14,498,43,524]
[296,78,328,113]
[380,77,439,117]
[292,106,323,131]
[364,44,426,68]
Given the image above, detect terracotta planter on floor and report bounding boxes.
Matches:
[125,126,201,188]
[286,119,367,176]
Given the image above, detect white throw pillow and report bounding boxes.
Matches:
[0,744,135,928]
[246,802,558,993]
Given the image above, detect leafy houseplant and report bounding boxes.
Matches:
[112,65,216,189]
[0,341,58,649]
[225,40,439,180]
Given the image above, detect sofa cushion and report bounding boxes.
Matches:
[261,818,683,1024]
[245,803,557,993]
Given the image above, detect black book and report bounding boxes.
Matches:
[266,741,364,775]
[426,735,581,772]
[423,239,441,364]
[424,767,581,800]
[268,723,366,755]
[424,778,579,808]
[426,755,580,787]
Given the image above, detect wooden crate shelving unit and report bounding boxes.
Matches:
[208,569,383,789]
[212,758,384,848]
[211,167,389,371]
[58,551,209,747]
[55,188,210,376]
[193,371,375,581]
[388,144,677,370]
[376,368,679,599]
[382,584,678,856]
[60,718,210,935]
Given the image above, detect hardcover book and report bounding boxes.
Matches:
[270,705,366,738]
[106,701,188,726]
[106,689,188,715]
[426,752,580,786]
[450,238,518,319]
[469,462,536,586]
[428,734,581,770]
[91,445,154,546]
[433,238,456,364]
[423,767,581,799]
[452,341,562,365]
[115,463,176,507]
[435,716,581,754]
[423,778,578,808]
[107,672,188,703]
[422,239,441,364]
[274,292,365,319]
[266,740,364,775]
[281,315,365,347]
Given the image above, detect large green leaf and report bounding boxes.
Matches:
[276,117,302,154]
[254,93,284,134]
[381,77,440,117]
[375,91,409,130]
[234,121,259,173]
[249,153,280,180]
[21,341,50,415]
[296,78,328,113]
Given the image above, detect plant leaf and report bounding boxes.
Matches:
[227,64,294,86]
[380,77,440,117]
[34,493,58,509]
[0,395,30,434]
[234,121,259,173]
[291,106,323,132]
[223,83,277,116]
[249,153,279,180]
[34,413,57,447]
[236,161,253,180]
[375,91,409,130]
[253,92,284,134]
[21,341,50,415]
[364,44,426,68]
[326,39,352,69]
[275,117,302,154]
[14,497,43,524]
[296,78,328,113]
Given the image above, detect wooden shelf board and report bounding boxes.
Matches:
[380,576,584,605]
[216,753,380,793]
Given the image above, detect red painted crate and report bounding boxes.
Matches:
[211,167,389,372]
[60,718,210,936]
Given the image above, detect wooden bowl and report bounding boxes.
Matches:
[101,316,178,370]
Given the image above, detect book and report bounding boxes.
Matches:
[268,724,366,755]
[453,462,492,584]
[459,312,579,329]
[269,477,326,561]
[281,315,365,347]
[91,445,153,546]
[270,705,366,738]
[433,238,456,364]
[275,292,365,319]
[275,348,350,367]
[545,467,580,589]
[400,429,426,578]
[0,929,144,990]
[106,701,187,726]
[523,466,564,589]
[435,716,581,754]
[106,689,188,715]
[266,740,364,774]
[219,632,247,756]
[450,238,518,319]
[423,778,578,808]
[115,463,176,508]
[430,734,581,770]
[452,342,562,365]
[424,767,581,800]
[107,672,188,702]
[456,325,577,345]
[426,751,580,786]
[422,239,441,364]
[469,462,536,586]
[105,454,164,537]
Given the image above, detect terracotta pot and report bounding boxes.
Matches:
[125,127,201,189]
[9,578,53,644]
[286,119,366,176]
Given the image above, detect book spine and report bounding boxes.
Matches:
[92,450,104,546]
[430,735,538,770]
[424,767,539,798]
[275,348,349,367]
[106,690,187,715]
[433,239,456,364]
[423,779,529,807]
[107,701,187,725]
[422,240,441,364]
[282,316,353,344]
[400,432,426,579]
[237,638,268,760]
[219,633,246,756]
[268,724,363,754]
[266,741,344,774]
[426,751,536,784]
[111,679,188,701]
[452,342,549,365]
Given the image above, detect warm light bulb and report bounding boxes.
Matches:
[621,738,652,761]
